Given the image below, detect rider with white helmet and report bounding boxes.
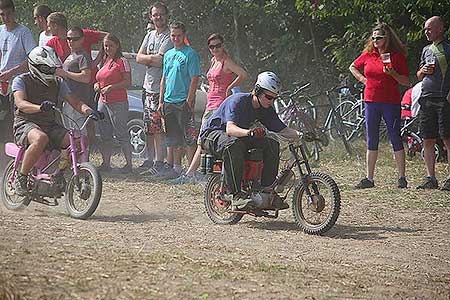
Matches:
[199,71,302,210]
[11,46,100,196]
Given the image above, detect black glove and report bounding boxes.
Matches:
[89,110,104,121]
[40,101,54,112]
[248,127,266,138]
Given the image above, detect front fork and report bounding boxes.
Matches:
[292,144,319,197]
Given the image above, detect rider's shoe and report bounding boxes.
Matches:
[416,176,438,189]
[15,173,29,196]
[230,192,254,211]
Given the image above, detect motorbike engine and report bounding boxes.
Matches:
[33,175,65,198]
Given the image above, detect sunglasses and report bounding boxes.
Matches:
[371,36,385,41]
[67,36,82,42]
[264,93,277,101]
[208,43,222,50]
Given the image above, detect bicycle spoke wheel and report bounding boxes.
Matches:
[292,172,340,235]
[65,162,102,219]
[204,174,242,225]
[1,160,31,210]
[289,111,320,161]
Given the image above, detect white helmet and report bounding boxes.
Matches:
[28,46,62,86]
[255,71,282,96]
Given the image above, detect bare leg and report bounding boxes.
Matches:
[186,145,197,165]
[153,133,163,162]
[443,138,450,176]
[145,134,155,163]
[185,145,202,176]
[393,149,406,178]
[21,129,49,174]
[366,149,378,181]
[100,143,113,168]
[423,139,437,177]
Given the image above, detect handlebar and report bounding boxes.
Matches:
[52,105,104,132]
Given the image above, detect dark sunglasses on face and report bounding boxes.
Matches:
[67,36,82,42]
[264,93,277,101]
[372,36,385,41]
[208,43,222,50]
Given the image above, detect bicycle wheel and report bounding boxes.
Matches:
[292,171,340,235]
[328,100,355,141]
[289,111,320,161]
[204,174,243,225]
[1,160,31,210]
[65,162,102,219]
[297,97,317,121]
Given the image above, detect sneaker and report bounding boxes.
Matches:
[398,177,408,189]
[158,168,181,181]
[138,160,153,170]
[417,176,438,189]
[231,192,255,211]
[15,173,29,196]
[169,174,196,185]
[355,178,375,189]
[440,178,450,191]
[141,162,167,176]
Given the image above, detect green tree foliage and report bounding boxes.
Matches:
[8,0,450,90]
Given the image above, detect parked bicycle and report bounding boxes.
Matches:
[203,130,341,235]
[1,107,103,219]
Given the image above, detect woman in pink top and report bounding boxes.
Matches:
[171,33,248,184]
[94,34,133,174]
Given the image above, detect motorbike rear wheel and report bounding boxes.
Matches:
[292,171,340,235]
[204,174,243,225]
[1,160,31,210]
[65,162,102,219]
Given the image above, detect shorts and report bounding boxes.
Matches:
[97,100,130,147]
[144,92,164,135]
[13,119,67,149]
[163,101,198,147]
[197,109,215,145]
[418,97,450,139]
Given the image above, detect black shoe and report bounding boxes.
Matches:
[398,177,408,188]
[355,178,374,189]
[15,173,29,196]
[416,176,438,189]
[441,178,450,191]
[138,160,153,169]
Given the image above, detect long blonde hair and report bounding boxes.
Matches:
[364,22,407,55]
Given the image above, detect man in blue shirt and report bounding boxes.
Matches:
[158,21,201,179]
[200,72,302,210]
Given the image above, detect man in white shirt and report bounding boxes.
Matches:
[33,4,53,46]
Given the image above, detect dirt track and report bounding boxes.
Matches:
[1,150,450,299]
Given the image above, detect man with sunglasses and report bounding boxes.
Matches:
[200,71,303,210]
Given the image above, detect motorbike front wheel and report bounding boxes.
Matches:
[1,160,31,210]
[204,174,243,225]
[65,162,102,219]
[292,171,340,235]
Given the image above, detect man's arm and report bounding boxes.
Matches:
[65,93,93,116]
[56,68,91,84]
[0,60,29,81]
[226,121,250,138]
[278,127,301,140]
[186,75,199,110]
[158,74,166,111]
[136,46,163,67]
[14,90,41,114]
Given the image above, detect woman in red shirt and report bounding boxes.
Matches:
[94,34,132,173]
[349,23,410,189]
